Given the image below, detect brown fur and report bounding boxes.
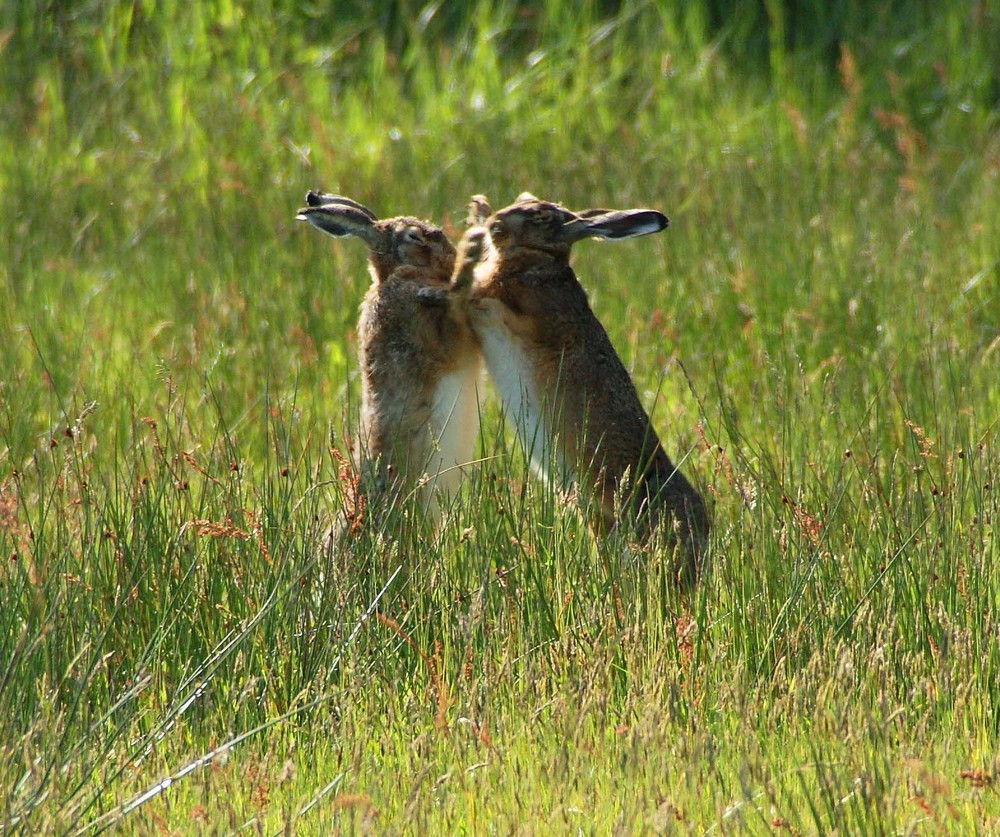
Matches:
[297,194,481,541]
[454,196,708,586]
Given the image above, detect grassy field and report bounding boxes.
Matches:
[2,1,998,832]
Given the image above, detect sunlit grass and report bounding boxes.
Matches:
[1,0,998,832]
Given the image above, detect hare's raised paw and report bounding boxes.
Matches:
[448,227,487,294]
[466,194,492,226]
[457,226,488,265]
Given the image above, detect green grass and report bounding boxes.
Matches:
[2,0,998,832]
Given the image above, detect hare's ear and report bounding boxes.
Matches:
[303,192,377,221]
[564,208,669,243]
[515,191,539,203]
[296,194,379,243]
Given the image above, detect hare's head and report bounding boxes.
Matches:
[296,191,455,282]
[485,193,669,259]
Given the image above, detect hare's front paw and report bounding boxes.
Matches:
[449,226,488,294]
[457,226,488,267]
[466,194,492,226]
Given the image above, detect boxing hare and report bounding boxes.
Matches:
[296,192,481,538]
[454,194,708,586]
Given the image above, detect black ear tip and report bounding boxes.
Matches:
[642,210,669,233]
[305,190,325,207]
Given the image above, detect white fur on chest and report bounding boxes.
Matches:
[425,360,481,499]
[474,308,565,485]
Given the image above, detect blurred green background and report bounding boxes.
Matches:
[1,1,998,832]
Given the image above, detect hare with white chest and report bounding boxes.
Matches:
[297,192,481,541]
[454,194,709,586]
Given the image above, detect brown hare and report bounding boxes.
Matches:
[453,193,708,586]
[296,192,481,541]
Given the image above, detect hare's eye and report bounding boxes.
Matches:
[402,227,424,244]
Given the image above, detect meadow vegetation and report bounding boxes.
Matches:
[1,1,998,832]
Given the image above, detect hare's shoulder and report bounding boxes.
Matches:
[489,261,590,314]
[361,269,452,314]
[382,264,453,291]
[360,275,472,367]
